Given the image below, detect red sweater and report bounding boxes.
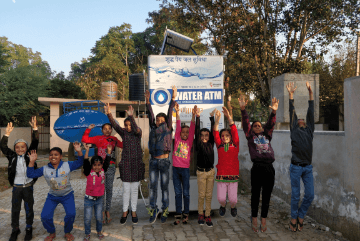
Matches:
[213,124,240,182]
[81,129,123,166]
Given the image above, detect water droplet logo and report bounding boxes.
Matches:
[151,88,171,107]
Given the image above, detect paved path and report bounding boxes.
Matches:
[0,169,348,241]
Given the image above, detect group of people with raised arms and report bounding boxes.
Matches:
[3,82,315,241]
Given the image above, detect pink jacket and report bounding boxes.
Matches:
[85,169,105,197]
[172,120,195,168]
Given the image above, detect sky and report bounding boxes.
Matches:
[0,0,162,76]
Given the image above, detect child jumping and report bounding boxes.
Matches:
[172,103,196,225]
[213,107,240,218]
[105,104,145,225]
[1,118,38,241]
[83,143,112,240]
[81,122,123,224]
[195,108,216,227]
[27,142,84,241]
[145,86,176,224]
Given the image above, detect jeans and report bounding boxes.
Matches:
[172,166,190,214]
[84,195,103,235]
[11,186,34,229]
[149,157,170,210]
[290,164,314,219]
[41,192,75,234]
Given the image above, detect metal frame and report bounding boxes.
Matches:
[63,100,105,114]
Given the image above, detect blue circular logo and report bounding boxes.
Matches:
[151,88,171,107]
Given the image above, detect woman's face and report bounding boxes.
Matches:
[49,150,62,167]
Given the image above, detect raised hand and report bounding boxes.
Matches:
[174,102,180,113]
[286,82,297,94]
[172,86,177,100]
[222,106,231,119]
[88,124,95,129]
[73,142,82,153]
[83,143,90,151]
[29,150,37,163]
[104,103,111,115]
[192,105,198,117]
[6,122,14,135]
[126,105,134,116]
[210,108,217,117]
[238,94,248,110]
[215,109,221,123]
[306,81,312,93]
[107,144,113,154]
[29,116,37,129]
[269,97,280,113]
[144,90,150,103]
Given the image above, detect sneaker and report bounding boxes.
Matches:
[205,216,213,227]
[182,213,189,224]
[97,232,104,240]
[231,207,237,217]
[173,214,182,225]
[198,214,205,225]
[132,213,138,224]
[24,227,33,241]
[219,206,226,217]
[148,208,159,224]
[9,228,20,241]
[160,207,169,223]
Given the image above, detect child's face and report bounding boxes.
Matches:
[15,142,27,156]
[92,161,103,173]
[156,116,165,127]
[221,130,231,144]
[200,131,210,143]
[102,124,112,136]
[181,127,190,141]
[125,120,131,132]
[298,119,306,128]
[252,122,263,134]
[49,150,62,167]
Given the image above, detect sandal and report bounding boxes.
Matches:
[289,220,297,232]
[182,213,189,224]
[297,217,304,232]
[83,234,91,241]
[97,232,105,240]
[250,217,259,233]
[65,233,75,241]
[260,223,267,233]
[173,214,182,225]
[44,233,56,241]
[103,214,107,224]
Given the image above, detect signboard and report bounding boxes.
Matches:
[148,55,224,131]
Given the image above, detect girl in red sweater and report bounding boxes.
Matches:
[213,107,240,218]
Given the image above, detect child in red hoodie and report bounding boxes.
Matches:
[213,107,239,218]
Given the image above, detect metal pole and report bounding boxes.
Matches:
[356,32,360,76]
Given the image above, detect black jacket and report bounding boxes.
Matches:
[1,130,39,186]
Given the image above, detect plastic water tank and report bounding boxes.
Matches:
[101,81,118,100]
[129,73,148,101]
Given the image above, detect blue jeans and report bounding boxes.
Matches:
[290,164,315,219]
[149,157,170,210]
[172,166,190,214]
[41,192,75,234]
[84,195,103,235]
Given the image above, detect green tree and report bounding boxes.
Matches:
[0,41,10,73]
[0,65,49,126]
[46,72,87,99]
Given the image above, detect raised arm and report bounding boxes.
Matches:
[264,97,278,139]
[188,106,197,147]
[126,105,142,136]
[209,109,216,145]
[286,82,298,130]
[195,112,201,148]
[0,122,15,157]
[306,81,315,133]
[105,103,125,137]
[213,109,222,147]
[81,124,100,144]
[145,90,156,128]
[238,94,251,137]
[27,150,44,178]
[174,102,181,140]
[103,144,112,172]
[68,142,84,171]
[166,86,177,129]
[28,116,39,152]
[223,106,239,146]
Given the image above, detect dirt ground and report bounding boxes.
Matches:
[0,167,11,192]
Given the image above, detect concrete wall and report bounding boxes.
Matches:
[239,76,360,241]
[0,127,32,157]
